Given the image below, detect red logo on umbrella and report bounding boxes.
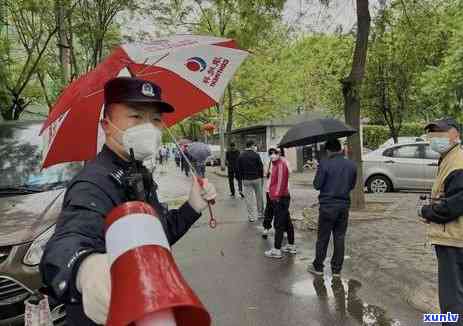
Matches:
[186,57,207,72]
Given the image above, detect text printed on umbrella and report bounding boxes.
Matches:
[202,57,230,87]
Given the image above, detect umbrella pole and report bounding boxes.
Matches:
[162,121,217,228]
[161,122,198,177]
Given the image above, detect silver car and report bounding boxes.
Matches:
[363,142,439,193]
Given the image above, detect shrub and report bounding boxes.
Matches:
[363,123,425,149]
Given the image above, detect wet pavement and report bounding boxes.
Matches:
[157,163,432,326]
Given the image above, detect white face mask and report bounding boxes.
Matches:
[430,137,452,154]
[107,120,162,161]
[270,154,280,162]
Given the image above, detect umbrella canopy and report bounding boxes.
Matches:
[278,118,357,148]
[40,35,249,168]
[186,142,211,162]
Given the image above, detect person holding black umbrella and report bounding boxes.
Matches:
[308,139,357,277]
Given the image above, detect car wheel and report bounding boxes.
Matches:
[367,175,392,193]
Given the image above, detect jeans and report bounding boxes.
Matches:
[313,205,349,273]
[242,178,264,220]
[435,245,463,325]
[273,196,294,249]
[228,169,242,195]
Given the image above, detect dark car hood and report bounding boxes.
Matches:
[0,189,65,246]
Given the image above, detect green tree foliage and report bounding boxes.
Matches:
[363,0,463,138]
[418,1,463,120]
[0,0,133,120]
[233,33,352,126]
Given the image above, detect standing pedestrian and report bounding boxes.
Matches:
[226,142,243,197]
[39,77,217,326]
[262,147,292,239]
[187,139,210,178]
[264,147,296,259]
[174,149,181,168]
[237,140,264,222]
[419,118,463,323]
[159,145,168,165]
[262,153,273,239]
[182,145,191,177]
[308,139,357,277]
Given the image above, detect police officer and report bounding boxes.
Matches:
[419,118,463,323]
[39,77,217,326]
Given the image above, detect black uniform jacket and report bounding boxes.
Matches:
[39,145,201,326]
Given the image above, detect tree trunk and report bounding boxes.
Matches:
[55,0,71,85]
[343,0,371,210]
[218,103,226,171]
[226,85,233,147]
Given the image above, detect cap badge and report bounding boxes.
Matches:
[141,83,155,97]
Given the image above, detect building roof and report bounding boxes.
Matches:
[228,110,327,135]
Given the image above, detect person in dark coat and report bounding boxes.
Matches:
[39,77,217,326]
[308,138,357,277]
[237,140,264,222]
[225,142,243,197]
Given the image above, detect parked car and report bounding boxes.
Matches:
[378,136,425,149]
[363,141,439,193]
[0,120,83,325]
[205,155,221,166]
[205,145,221,166]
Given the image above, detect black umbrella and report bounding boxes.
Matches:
[278,118,357,148]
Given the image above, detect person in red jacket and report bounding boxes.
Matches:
[264,147,296,259]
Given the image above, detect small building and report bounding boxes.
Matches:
[211,111,328,172]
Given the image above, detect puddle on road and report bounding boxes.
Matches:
[291,277,401,326]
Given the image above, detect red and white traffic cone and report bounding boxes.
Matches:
[105,201,211,326]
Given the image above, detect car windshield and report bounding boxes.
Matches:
[0,122,82,191]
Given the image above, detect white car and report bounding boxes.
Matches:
[363,141,439,193]
[378,136,425,149]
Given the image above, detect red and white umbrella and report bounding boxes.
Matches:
[41,35,249,168]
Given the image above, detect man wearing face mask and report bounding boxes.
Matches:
[39,77,217,326]
[419,118,463,323]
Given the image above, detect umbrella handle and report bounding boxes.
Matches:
[197,177,216,205]
[197,177,217,229]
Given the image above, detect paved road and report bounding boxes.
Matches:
[157,164,430,326]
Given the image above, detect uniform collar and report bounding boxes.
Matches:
[100,145,131,169]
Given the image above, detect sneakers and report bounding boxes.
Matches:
[264,248,282,259]
[262,228,269,239]
[282,244,297,254]
[307,265,323,276]
[230,193,235,197]
[249,217,256,222]
[239,192,245,198]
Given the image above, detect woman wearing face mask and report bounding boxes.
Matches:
[262,147,292,239]
[264,147,296,259]
[40,77,217,326]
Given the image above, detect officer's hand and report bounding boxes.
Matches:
[76,254,111,324]
[188,176,217,213]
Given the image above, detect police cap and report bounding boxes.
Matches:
[104,77,174,113]
[424,118,460,132]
